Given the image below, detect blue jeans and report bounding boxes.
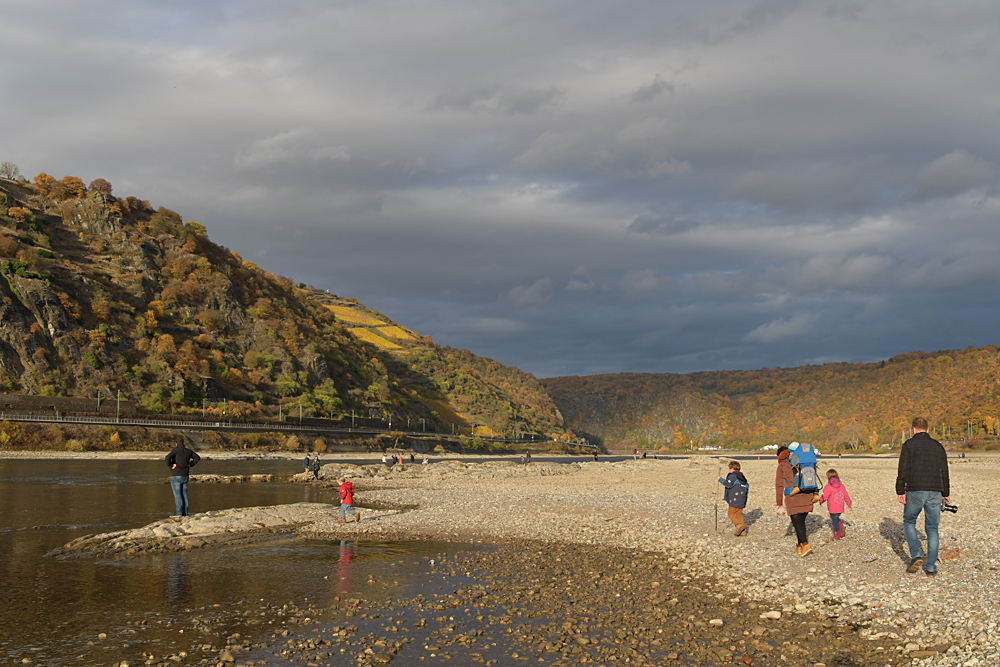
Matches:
[340,503,357,520]
[171,476,189,516]
[903,491,941,573]
[829,513,841,532]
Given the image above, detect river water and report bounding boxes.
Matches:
[0,459,456,665]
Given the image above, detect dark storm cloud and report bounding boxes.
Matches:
[3,1,1000,377]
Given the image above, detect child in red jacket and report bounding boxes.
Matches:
[337,478,360,523]
[818,469,852,540]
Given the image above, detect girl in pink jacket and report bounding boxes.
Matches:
[818,469,852,540]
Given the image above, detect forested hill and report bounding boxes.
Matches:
[0,172,563,438]
[542,347,1000,450]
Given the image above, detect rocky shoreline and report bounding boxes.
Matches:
[52,456,998,666]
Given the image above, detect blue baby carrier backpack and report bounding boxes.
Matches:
[784,442,821,496]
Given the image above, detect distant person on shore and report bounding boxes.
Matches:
[410,453,415,463]
[896,417,950,576]
[310,454,321,480]
[719,461,749,536]
[593,452,598,462]
[422,456,429,464]
[303,455,310,476]
[165,442,201,517]
[337,477,360,523]
[381,453,387,465]
[525,450,531,464]
[818,469,852,540]
[776,445,815,556]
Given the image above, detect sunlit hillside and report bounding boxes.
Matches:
[0,170,564,438]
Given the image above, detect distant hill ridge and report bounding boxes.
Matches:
[0,171,563,439]
[543,347,1000,450]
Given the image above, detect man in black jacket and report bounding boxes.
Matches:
[896,417,950,576]
[166,443,201,517]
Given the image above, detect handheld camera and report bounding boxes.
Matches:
[941,501,958,514]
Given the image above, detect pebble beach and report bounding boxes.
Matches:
[44,453,1000,666]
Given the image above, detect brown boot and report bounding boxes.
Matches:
[338,518,347,524]
[795,543,803,556]
[799,543,812,557]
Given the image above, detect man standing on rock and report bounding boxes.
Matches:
[896,417,950,576]
[165,442,201,517]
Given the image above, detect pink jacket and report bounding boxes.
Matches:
[819,478,852,514]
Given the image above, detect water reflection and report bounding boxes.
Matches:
[338,539,354,593]
[166,553,188,604]
[0,459,459,667]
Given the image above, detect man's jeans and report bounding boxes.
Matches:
[903,491,942,573]
[171,476,190,516]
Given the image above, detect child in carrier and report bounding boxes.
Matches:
[718,461,750,536]
[818,468,852,540]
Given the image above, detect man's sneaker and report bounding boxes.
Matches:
[355,512,361,523]
[906,557,925,573]
[799,543,813,557]
[925,569,937,577]
[736,526,747,537]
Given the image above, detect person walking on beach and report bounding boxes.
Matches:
[310,454,321,480]
[165,442,200,517]
[818,469,852,540]
[718,461,749,536]
[337,477,360,523]
[525,450,531,464]
[776,445,816,556]
[303,455,310,475]
[896,417,950,576]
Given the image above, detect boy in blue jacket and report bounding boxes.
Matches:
[719,461,750,536]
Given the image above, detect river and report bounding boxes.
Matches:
[0,459,455,665]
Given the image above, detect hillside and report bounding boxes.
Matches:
[0,171,563,439]
[543,347,1000,450]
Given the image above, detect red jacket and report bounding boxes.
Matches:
[339,481,355,505]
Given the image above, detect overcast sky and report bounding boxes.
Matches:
[4,1,1000,377]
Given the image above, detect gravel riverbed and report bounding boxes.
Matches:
[51,454,1000,666]
[310,456,999,667]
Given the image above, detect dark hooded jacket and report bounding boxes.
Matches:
[165,445,200,478]
[895,432,949,497]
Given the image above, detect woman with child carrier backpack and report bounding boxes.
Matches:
[776,444,816,556]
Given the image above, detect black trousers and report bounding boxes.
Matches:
[790,512,808,544]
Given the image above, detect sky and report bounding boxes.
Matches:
[3,1,1000,378]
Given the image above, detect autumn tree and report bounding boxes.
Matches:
[33,172,55,194]
[0,162,21,180]
[88,178,113,196]
[51,176,86,200]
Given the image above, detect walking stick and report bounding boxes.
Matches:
[714,462,722,532]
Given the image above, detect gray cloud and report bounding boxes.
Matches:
[917,150,995,198]
[432,85,564,115]
[5,1,1000,377]
[632,75,674,102]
